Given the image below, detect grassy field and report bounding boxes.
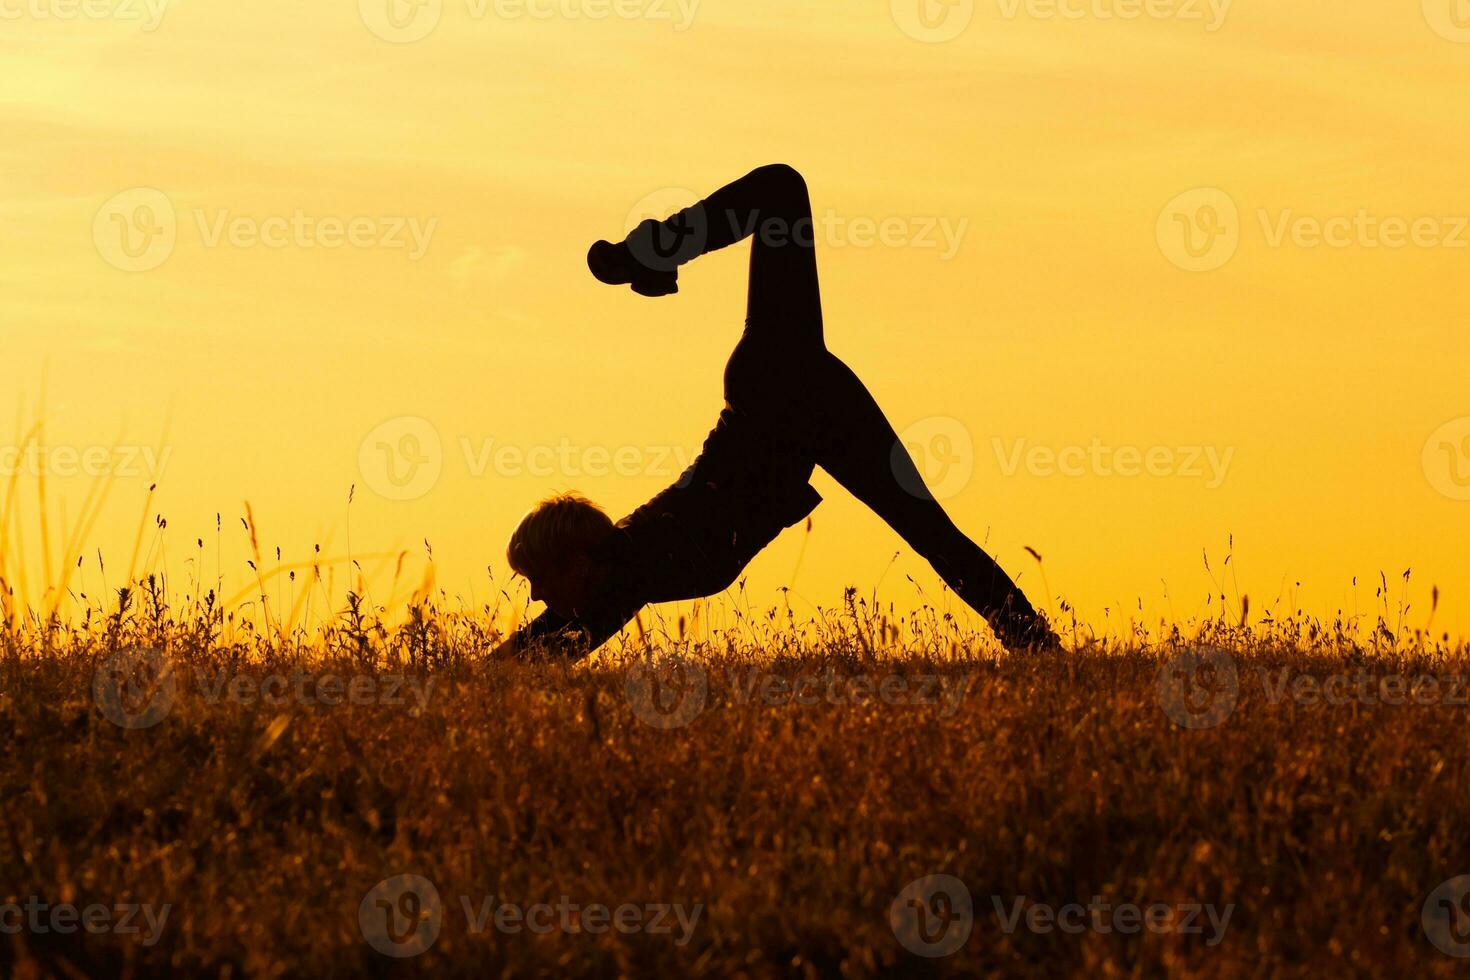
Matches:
[3,581,1470,978]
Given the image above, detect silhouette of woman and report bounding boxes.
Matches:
[510,164,1055,656]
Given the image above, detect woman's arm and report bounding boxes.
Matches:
[491,604,641,661]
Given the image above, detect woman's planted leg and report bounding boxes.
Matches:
[808,355,1057,651]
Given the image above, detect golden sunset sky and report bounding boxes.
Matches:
[4,0,1469,640]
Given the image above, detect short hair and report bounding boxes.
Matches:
[506,492,615,578]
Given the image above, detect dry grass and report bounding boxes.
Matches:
[2,577,1469,978]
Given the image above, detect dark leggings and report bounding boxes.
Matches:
[628,164,1047,643]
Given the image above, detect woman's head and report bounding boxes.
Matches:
[506,492,615,616]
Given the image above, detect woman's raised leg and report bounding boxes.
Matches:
[589,163,825,346]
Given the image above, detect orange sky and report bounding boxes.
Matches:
[4,0,1469,640]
